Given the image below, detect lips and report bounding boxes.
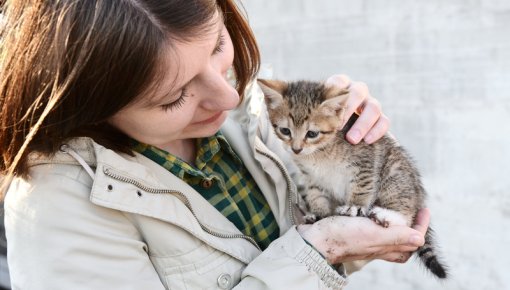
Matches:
[194,112,223,125]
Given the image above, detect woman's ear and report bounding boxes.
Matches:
[257,79,287,109]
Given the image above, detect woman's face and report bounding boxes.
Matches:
[108,16,238,153]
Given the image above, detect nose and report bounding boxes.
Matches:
[200,67,239,111]
[292,147,302,154]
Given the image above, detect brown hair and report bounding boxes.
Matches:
[0,0,260,181]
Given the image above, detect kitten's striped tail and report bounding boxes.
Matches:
[417,227,448,279]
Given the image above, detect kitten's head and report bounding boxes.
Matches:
[258,79,348,156]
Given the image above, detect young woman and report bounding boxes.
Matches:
[0,0,429,289]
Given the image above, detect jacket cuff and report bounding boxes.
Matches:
[241,225,348,289]
[293,234,347,288]
[289,226,348,289]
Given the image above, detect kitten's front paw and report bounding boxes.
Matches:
[303,214,317,224]
[335,205,368,217]
[307,198,333,220]
[368,206,409,228]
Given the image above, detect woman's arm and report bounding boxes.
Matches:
[297,208,430,264]
[235,210,429,289]
[238,226,350,289]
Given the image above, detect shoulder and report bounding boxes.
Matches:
[7,137,96,208]
[4,161,163,289]
[4,137,137,236]
[4,161,125,234]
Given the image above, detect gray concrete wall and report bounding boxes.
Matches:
[240,1,510,289]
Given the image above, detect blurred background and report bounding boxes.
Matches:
[240,0,510,289]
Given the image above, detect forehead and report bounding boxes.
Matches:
[136,12,224,106]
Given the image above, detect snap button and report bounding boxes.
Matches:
[200,178,214,189]
[59,144,69,153]
[217,273,232,289]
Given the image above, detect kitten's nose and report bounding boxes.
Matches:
[292,147,303,154]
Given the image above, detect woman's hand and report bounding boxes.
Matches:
[297,208,431,265]
[325,74,390,145]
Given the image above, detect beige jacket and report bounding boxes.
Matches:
[5,83,348,289]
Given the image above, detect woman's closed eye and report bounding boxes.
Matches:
[213,34,225,54]
[160,88,189,112]
[159,33,225,113]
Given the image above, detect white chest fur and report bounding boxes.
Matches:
[296,157,353,202]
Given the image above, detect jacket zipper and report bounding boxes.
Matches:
[254,148,298,226]
[102,167,262,251]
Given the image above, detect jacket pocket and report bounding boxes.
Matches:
[158,243,245,290]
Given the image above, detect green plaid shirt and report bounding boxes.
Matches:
[132,132,280,250]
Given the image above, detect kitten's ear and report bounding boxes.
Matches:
[320,85,349,117]
[257,79,287,109]
[324,85,349,100]
[319,94,348,117]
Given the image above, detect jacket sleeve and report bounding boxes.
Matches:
[235,226,347,289]
[4,164,166,290]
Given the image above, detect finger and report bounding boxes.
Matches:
[343,246,415,263]
[364,243,419,256]
[371,225,425,248]
[386,245,420,253]
[363,114,390,144]
[340,82,368,130]
[379,251,414,264]
[413,208,431,236]
[325,74,352,90]
[346,98,381,144]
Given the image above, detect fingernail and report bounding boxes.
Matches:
[348,129,361,143]
[408,235,423,246]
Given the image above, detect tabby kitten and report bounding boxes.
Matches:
[258,79,447,279]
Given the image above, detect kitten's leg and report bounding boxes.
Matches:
[367,180,413,227]
[335,204,368,217]
[368,206,408,227]
[335,171,376,218]
[369,161,419,227]
[303,185,334,223]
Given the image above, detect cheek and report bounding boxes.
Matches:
[108,110,135,135]
[108,108,190,142]
[108,111,152,141]
[141,110,194,136]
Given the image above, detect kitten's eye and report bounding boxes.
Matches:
[306,131,319,138]
[279,127,291,136]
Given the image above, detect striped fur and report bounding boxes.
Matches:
[259,79,448,279]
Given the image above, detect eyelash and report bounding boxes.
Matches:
[213,35,225,54]
[160,88,189,112]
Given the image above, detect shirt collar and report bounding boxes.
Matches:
[131,131,239,179]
